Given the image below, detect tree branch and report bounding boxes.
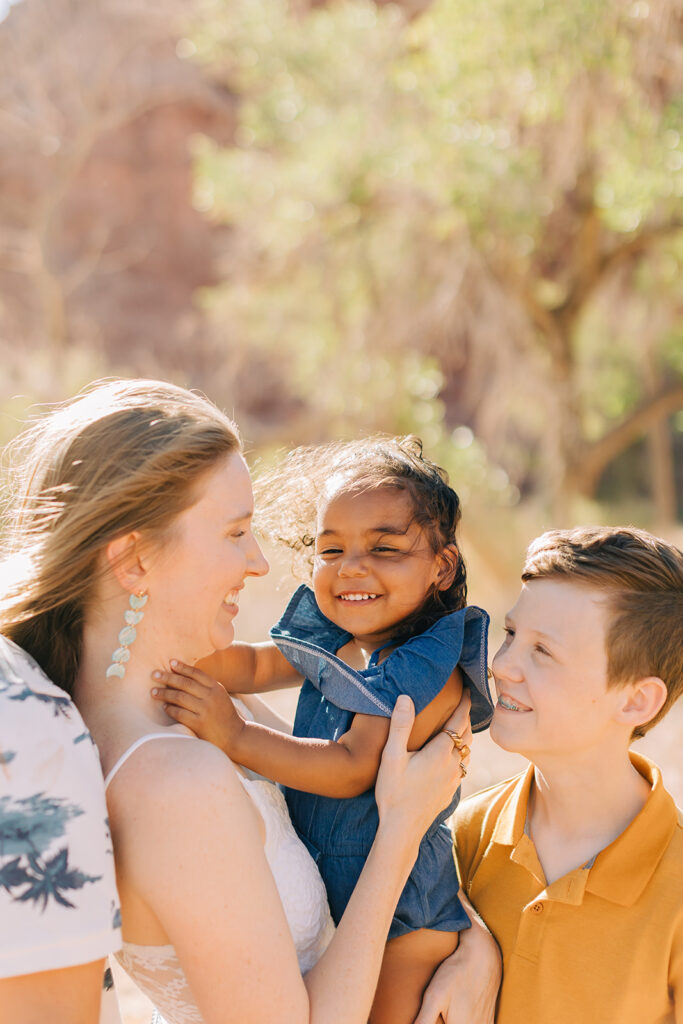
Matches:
[573,380,683,496]
[556,217,683,335]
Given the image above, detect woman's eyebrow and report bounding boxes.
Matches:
[225,510,253,524]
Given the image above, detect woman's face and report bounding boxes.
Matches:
[148,453,268,661]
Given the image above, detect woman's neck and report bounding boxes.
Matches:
[74,613,180,765]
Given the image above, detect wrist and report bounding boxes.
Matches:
[221,715,250,760]
[373,819,421,870]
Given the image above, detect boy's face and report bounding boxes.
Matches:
[490,578,628,761]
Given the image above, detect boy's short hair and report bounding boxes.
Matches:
[522,526,683,737]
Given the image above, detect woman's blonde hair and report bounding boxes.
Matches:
[0,379,240,694]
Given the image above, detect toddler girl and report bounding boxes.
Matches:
[152,436,492,1024]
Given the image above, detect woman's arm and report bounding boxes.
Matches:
[414,894,502,1024]
[0,961,106,1024]
[109,694,472,1024]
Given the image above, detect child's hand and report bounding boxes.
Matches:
[151,661,246,755]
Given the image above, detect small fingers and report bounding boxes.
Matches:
[150,662,215,699]
[150,686,203,714]
[170,660,221,689]
[163,703,198,728]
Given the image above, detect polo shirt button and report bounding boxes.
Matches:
[532,902,543,914]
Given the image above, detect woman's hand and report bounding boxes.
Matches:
[151,661,246,755]
[414,894,501,1024]
[375,691,472,840]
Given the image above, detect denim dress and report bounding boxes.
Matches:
[270,585,492,940]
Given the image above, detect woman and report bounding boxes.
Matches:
[0,379,498,1024]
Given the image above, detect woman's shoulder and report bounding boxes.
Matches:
[106,732,246,812]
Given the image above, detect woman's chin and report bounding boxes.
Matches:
[209,620,235,654]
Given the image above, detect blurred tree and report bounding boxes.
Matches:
[0,0,237,393]
[191,0,682,519]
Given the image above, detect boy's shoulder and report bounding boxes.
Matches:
[453,766,531,839]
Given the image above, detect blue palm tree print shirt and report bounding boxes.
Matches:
[0,635,121,987]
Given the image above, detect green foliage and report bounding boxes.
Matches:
[190,0,682,512]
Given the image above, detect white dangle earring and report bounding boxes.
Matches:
[106,591,148,680]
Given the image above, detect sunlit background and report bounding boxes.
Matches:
[1,1,681,1019]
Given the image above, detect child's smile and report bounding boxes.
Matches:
[312,485,450,649]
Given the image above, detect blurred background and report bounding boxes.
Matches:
[0,0,681,1018]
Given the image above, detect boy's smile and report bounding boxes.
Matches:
[312,485,449,650]
[490,578,629,761]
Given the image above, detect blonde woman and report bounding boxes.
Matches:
[0,380,499,1024]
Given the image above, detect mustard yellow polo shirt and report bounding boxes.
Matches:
[453,753,682,1024]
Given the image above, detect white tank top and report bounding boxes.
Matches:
[105,732,334,1023]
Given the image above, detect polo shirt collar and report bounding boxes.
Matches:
[491,763,535,847]
[584,751,677,906]
[489,751,677,908]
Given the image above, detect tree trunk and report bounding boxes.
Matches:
[648,416,677,522]
[643,353,678,523]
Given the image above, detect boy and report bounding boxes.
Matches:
[438,526,682,1024]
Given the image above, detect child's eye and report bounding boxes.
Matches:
[373,545,398,554]
[503,626,515,639]
[534,644,551,657]
[229,529,246,539]
[319,547,343,556]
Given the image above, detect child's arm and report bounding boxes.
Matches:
[151,662,468,799]
[233,692,294,734]
[195,641,303,694]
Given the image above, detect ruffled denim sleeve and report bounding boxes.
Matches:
[271,585,493,731]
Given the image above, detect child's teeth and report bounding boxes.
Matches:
[340,594,377,601]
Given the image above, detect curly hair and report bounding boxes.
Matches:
[254,435,467,644]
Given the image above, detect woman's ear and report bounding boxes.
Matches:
[436,543,459,592]
[105,532,147,593]
[614,676,668,733]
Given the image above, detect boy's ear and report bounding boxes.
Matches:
[105,532,148,594]
[614,676,668,733]
[436,543,459,592]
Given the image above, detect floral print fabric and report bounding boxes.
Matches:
[0,635,121,984]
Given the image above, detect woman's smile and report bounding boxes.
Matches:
[222,587,243,614]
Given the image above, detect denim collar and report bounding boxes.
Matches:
[271,585,493,730]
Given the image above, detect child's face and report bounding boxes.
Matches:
[490,578,629,762]
[312,485,449,648]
